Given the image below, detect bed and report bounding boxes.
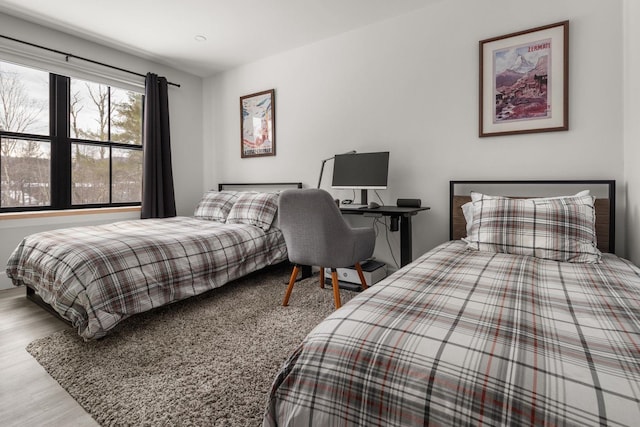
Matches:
[263,180,640,426]
[6,182,301,340]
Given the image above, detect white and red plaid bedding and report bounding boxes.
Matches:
[7,217,287,340]
[264,240,640,426]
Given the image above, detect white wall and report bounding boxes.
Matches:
[204,0,626,268]
[623,0,640,266]
[0,13,205,289]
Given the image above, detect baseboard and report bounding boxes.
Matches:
[0,271,13,290]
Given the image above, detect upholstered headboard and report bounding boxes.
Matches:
[449,180,616,254]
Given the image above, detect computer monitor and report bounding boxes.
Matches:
[331,151,389,205]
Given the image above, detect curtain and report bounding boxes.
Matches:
[141,73,176,219]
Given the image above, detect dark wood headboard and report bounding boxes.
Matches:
[218,182,302,191]
[449,180,616,254]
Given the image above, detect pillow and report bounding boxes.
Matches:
[463,194,601,263]
[226,192,279,230]
[461,201,475,237]
[470,189,590,202]
[193,191,238,222]
[463,190,591,235]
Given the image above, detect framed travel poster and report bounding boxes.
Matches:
[479,21,569,137]
[240,89,275,158]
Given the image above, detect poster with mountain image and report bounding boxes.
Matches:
[493,38,551,123]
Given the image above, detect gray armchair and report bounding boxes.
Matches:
[278,189,376,309]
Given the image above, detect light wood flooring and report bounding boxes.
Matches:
[0,287,98,427]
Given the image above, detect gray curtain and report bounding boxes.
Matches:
[141,73,176,219]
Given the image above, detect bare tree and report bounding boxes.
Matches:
[70,90,84,139]
[0,70,44,132]
[0,69,47,207]
[88,84,114,161]
[70,82,114,204]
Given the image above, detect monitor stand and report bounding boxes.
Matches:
[360,189,368,205]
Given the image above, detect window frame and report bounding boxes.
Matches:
[0,68,143,213]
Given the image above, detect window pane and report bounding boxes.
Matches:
[70,79,109,141]
[112,148,142,202]
[111,88,142,145]
[72,143,109,204]
[1,138,50,207]
[0,62,49,135]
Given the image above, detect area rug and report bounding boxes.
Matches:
[26,266,356,426]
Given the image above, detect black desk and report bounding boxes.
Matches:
[340,205,430,267]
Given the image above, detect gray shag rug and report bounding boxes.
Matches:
[26,265,355,426]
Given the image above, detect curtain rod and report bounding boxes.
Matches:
[0,34,180,88]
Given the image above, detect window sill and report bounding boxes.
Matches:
[0,206,141,221]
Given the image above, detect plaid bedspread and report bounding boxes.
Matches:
[7,217,287,340]
[264,240,640,426]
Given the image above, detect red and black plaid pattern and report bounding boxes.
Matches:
[264,241,640,426]
[6,217,287,340]
[464,194,601,262]
[193,190,239,222]
[226,192,279,230]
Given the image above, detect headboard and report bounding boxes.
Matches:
[449,180,616,253]
[218,182,302,192]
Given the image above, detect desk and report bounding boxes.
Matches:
[340,205,430,267]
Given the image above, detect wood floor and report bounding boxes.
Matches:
[0,287,98,427]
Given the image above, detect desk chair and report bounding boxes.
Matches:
[278,189,376,309]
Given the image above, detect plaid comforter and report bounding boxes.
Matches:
[264,241,640,426]
[7,217,287,340]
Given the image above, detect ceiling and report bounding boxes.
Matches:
[0,0,437,77]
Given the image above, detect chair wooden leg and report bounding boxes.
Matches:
[355,262,368,290]
[282,265,300,306]
[331,268,342,309]
[319,267,325,289]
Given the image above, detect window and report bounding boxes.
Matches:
[0,62,50,208]
[0,60,143,212]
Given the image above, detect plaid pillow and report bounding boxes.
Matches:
[463,191,591,236]
[226,192,279,230]
[470,190,590,202]
[193,191,238,222]
[463,194,601,263]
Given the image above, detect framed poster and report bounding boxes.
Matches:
[240,89,275,158]
[479,21,568,137]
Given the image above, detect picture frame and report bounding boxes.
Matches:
[479,21,569,137]
[240,89,275,158]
